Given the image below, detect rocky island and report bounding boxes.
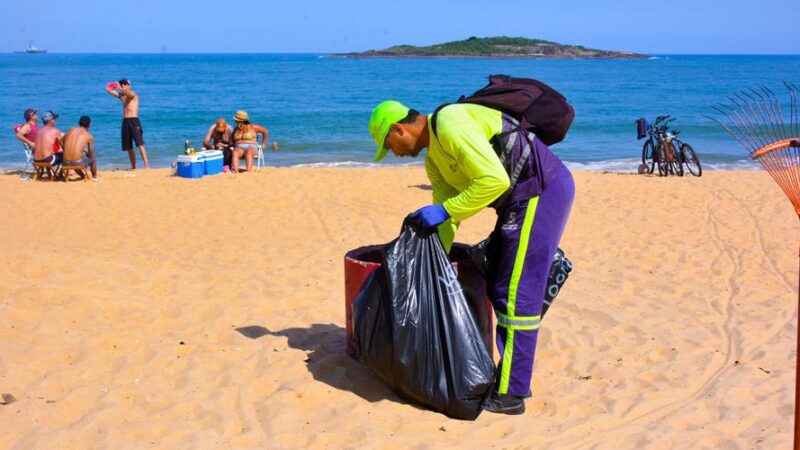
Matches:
[330,36,647,59]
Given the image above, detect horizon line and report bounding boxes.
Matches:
[5,51,800,56]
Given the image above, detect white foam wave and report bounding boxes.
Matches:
[565,158,761,172]
[0,158,761,172]
[292,158,761,172]
[565,159,642,172]
[290,160,424,168]
[701,160,761,171]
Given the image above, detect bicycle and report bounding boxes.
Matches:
[639,115,673,175]
[671,133,702,177]
[639,115,702,177]
[657,122,683,177]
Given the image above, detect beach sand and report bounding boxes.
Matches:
[0,168,796,448]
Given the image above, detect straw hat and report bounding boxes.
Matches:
[233,111,250,122]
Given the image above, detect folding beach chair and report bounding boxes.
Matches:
[13,124,34,177]
[237,145,265,171]
[22,143,33,174]
[255,144,265,171]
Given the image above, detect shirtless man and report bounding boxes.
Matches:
[105,78,149,169]
[33,111,63,166]
[62,116,97,179]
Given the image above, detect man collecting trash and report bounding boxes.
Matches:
[369,93,574,415]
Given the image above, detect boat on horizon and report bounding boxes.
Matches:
[14,42,47,54]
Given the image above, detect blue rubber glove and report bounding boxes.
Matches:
[411,204,450,229]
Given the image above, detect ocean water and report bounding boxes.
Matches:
[1,53,798,170]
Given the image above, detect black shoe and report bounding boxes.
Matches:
[482,391,525,415]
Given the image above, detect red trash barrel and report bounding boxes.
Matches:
[344,243,494,359]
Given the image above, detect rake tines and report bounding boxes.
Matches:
[706,83,800,216]
[788,81,800,139]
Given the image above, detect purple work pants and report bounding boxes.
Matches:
[489,163,575,397]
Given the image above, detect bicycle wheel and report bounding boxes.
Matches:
[668,141,684,176]
[656,143,668,176]
[680,143,702,177]
[642,140,655,174]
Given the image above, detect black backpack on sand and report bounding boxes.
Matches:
[432,74,575,146]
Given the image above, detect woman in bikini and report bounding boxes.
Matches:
[231,110,270,173]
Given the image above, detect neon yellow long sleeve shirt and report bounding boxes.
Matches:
[425,104,510,251]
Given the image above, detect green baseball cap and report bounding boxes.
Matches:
[369,100,410,162]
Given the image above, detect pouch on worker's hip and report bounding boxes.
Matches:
[468,235,573,317]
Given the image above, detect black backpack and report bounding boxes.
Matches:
[432,74,575,146]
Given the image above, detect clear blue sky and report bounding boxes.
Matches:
[1,0,797,54]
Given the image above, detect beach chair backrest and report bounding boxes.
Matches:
[13,124,33,162]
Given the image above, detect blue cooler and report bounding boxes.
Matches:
[199,150,223,175]
[176,154,204,179]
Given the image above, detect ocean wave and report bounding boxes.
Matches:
[290,160,424,168]
[291,158,761,172]
[564,159,642,172]
[702,160,761,171]
[564,158,761,172]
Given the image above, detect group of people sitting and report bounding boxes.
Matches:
[12,107,277,179]
[14,108,97,179]
[201,110,277,173]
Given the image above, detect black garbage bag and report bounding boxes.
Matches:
[468,233,573,317]
[352,221,495,420]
